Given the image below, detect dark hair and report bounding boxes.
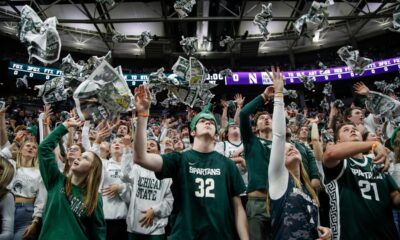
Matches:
[148,138,161,152]
[343,107,362,122]
[334,122,356,142]
[253,111,270,126]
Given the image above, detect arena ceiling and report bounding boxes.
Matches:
[0,0,398,59]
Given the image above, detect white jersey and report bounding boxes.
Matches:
[215,140,248,187]
[101,158,130,220]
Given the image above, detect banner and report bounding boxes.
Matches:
[8,56,400,86]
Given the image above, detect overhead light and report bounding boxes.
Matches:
[76,41,85,46]
[312,31,320,43]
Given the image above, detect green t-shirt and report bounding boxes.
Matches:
[157,149,246,240]
[38,124,106,240]
[240,95,271,193]
[324,156,399,240]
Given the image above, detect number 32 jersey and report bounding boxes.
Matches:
[157,149,246,240]
[324,156,400,240]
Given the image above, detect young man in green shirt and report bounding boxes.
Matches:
[239,86,273,240]
[323,123,400,239]
[133,85,249,240]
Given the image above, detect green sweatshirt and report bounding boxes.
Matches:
[38,124,106,240]
[293,141,320,180]
[240,95,271,193]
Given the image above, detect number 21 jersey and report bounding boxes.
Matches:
[324,156,399,240]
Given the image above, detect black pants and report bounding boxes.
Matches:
[106,219,128,240]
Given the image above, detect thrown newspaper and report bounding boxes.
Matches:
[73,60,134,121]
[18,5,61,64]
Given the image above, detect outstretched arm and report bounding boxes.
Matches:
[133,85,163,172]
[267,66,288,200]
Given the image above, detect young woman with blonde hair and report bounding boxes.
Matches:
[38,117,106,239]
[0,156,15,239]
[267,67,331,240]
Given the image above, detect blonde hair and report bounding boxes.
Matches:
[0,157,15,200]
[16,140,38,169]
[65,151,102,216]
[266,161,319,214]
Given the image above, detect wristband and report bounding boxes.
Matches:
[32,217,40,224]
[371,141,380,152]
[274,93,284,98]
[137,112,150,118]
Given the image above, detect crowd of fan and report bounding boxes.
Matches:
[1,73,400,239]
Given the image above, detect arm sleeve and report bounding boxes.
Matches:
[38,124,68,190]
[0,193,15,240]
[152,179,174,218]
[90,143,101,158]
[81,121,92,151]
[0,142,12,159]
[33,179,47,218]
[38,113,45,143]
[121,150,134,183]
[118,183,131,204]
[304,146,321,180]
[239,95,265,143]
[268,97,289,199]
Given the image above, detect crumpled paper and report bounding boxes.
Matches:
[374,77,400,94]
[293,0,333,38]
[96,0,115,6]
[18,5,61,64]
[0,101,5,110]
[323,82,332,96]
[318,61,328,74]
[365,91,400,122]
[145,56,216,108]
[253,3,273,40]
[34,76,71,104]
[112,30,127,43]
[219,68,233,77]
[333,99,344,108]
[16,75,29,88]
[391,4,400,32]
[174,0,196,18]
[73,60,134,121]
[137,31,152,48]
[289,102,298,110]
[320,98,330,111]
[283,89,298,99]
[298,74,315,90]
[337,46,372,75]
[321,128,334,142]
[180,36,198,56]
[219,36,235,50]
[61,51,112,90]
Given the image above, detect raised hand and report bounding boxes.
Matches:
[134,85,151,113]
[234,93,245,108]
[63,117,83,129]
[220,99,229,109]
[353,82,370,96]
[43,104,53,126]
[95,121,112,144]
[267,66,284,93]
